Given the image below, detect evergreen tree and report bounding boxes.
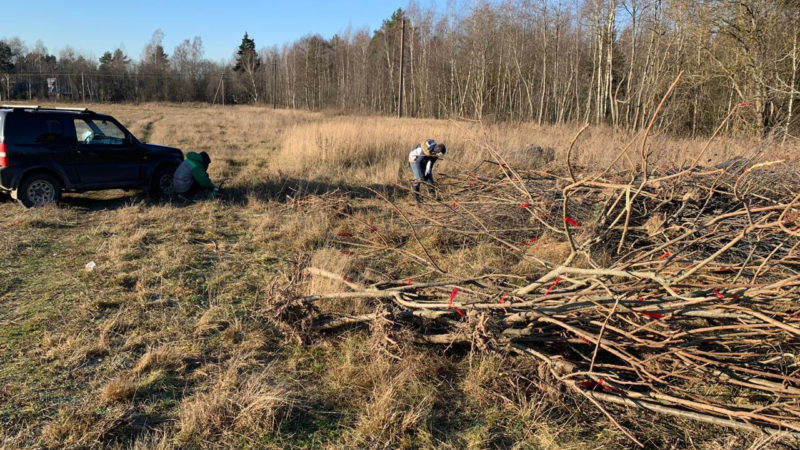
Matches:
[0,41,13,73]
[0,41,13,101]
[234,32,260,73]
[234,32,261,102]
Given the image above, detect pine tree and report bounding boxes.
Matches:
[234,32,261,102]
[0,42,13,73]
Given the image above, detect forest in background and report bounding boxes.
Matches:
[1,0,799,138]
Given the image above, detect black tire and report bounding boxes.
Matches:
[149,165,177,200]
[17,173,62,208]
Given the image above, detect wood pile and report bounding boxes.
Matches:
[292,122,800,443]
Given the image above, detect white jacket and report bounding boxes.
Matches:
[408,145,426,163]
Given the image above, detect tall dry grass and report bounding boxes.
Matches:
[273,113,799,186]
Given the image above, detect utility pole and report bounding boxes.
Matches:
[222,73,225,107]
[398,17,406,118]
[273,58,277,109]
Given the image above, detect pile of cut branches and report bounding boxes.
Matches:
[292,84,800,443]
[298,159,800,443]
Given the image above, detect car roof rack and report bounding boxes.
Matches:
[0,105,92,113]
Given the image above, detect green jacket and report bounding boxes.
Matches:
[185,152,215,189]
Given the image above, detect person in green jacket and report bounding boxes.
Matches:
[172,151,219,200]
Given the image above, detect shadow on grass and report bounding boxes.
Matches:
[12,176,410,211]
[221,177,406,206]
[60,192,144,211]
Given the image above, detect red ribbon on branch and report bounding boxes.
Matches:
[564,217,579,228]
[640,312,665,320]
[545,278,562,295]
[449,287,459,308]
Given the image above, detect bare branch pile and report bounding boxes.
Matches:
[289,95,800,442]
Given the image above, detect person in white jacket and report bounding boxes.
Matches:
[408,139,446,203]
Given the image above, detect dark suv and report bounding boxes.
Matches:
[0,105,183,207]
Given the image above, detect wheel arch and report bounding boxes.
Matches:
[11,168,66,200]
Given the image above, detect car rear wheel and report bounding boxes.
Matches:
[18,173,62,207]
[150,165,177,200]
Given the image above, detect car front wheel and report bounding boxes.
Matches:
[149,165,177,200]
[17,173,62,207]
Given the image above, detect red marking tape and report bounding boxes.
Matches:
[545,278,562,295]
[738,101,753,107]
[641,312,665,320]
[579,336,592,345]
[337,232,353,237]
[499,291,508,304]
[713,289,725,300]
[580,379,623,393]
[564,217,579,228]
[520,202,531,209]
[597,378,624,393]
[520,237,539,246]
[637,296,645,302]
[449,287,459,308]
[455,307,466,318]
[406,279,413,286]
[499,163,508,168]
[660,251,673,260]
[452,202,459,209]
[369,227,379,233]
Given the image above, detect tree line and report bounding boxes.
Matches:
[1,0,798,138]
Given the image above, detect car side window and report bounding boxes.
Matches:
[7,114,65,146]
[74,119,127,146]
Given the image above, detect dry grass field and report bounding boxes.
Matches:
[0,103,798,449]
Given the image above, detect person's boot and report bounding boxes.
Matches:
[426,183,440,201]
[412,182,422,204]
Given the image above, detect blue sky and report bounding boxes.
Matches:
[0,0,440,63]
